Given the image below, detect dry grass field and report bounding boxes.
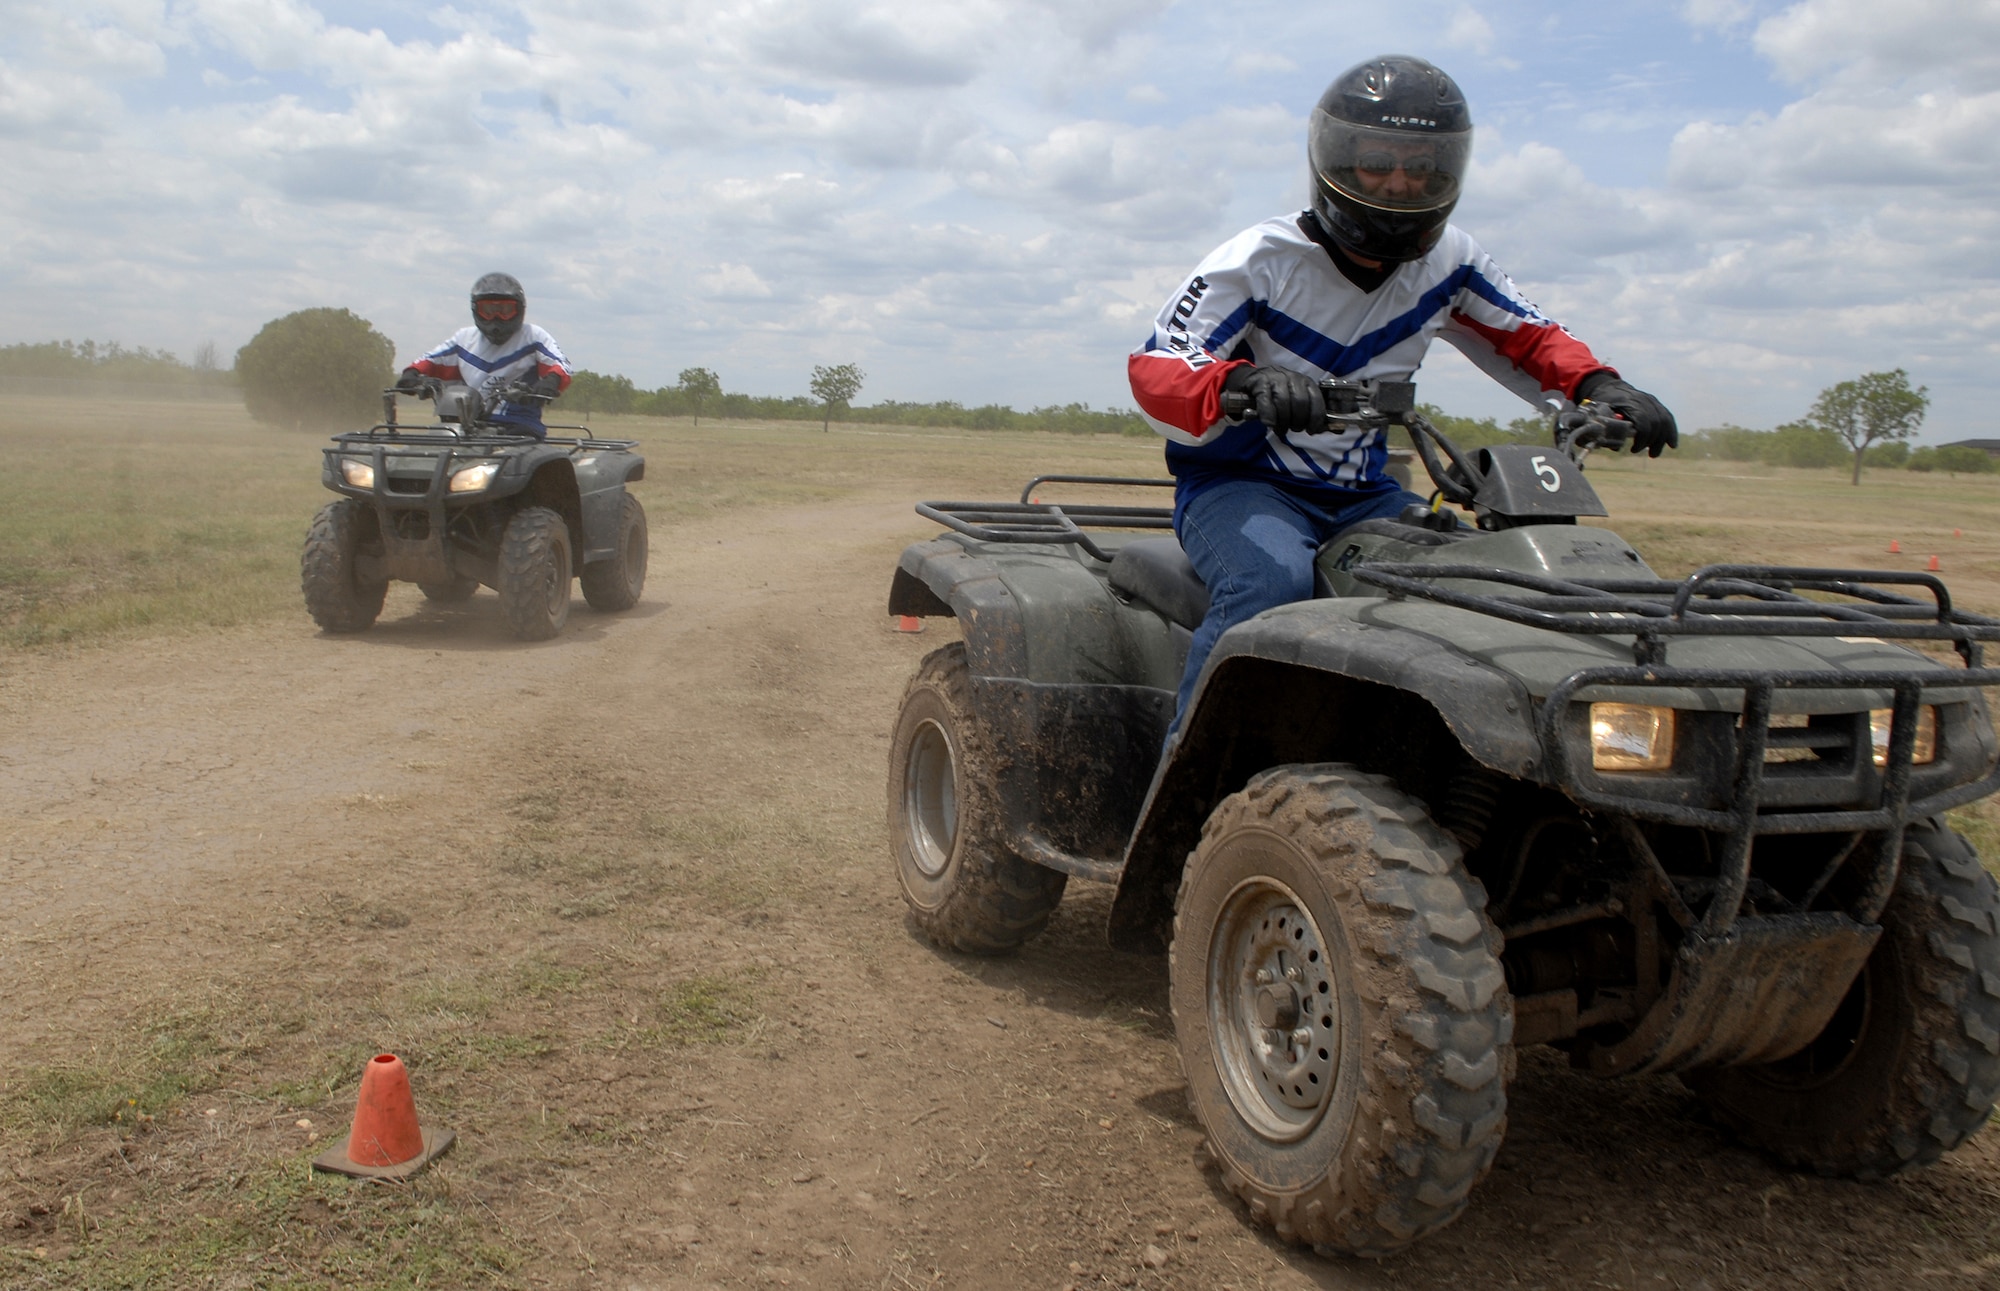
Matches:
[1,396,1997,1289]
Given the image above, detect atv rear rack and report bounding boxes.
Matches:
[1352,562,2000,666]
[918,476,1174,562]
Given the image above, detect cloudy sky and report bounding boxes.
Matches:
[3,0,1996,436]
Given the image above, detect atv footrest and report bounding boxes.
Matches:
[1581,911,1880,1076]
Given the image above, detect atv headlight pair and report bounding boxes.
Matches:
[1589,701,1937,773]
[448,461,500,493]
[340,458,375,489]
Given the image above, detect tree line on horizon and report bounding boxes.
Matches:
[0,318,1966,473]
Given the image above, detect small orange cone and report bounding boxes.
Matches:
[1955,528,1963,538]
[894,615,925,633]
[1888,539,1902,553]
[312,1054,454,1180]
[1928,554,1941,571]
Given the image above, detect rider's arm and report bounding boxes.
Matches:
[408,336,464,383]
[1126,231,1273,447]
[528,327,572,393]
[1435,237,1609,405]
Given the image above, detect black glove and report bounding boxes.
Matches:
[1575,370,1677,457]
[1223,364,1325,432]
[532,371,563,399]
[393,367,426,394]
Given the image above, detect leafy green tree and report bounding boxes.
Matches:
[808,363,865,432]
[566,370,637,418]
[1806,368,1929,485]
[678,366,722,426]
[1766,421,1846,469]
[1932,445,1994,477]
[235,308,395,430]
[1864,440,1911,468]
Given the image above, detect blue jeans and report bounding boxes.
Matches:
[1168,479,1426,738]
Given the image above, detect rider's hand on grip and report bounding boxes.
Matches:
[1222,364,1326,432]
[1575,372,1677,458]
[393,367,426,395]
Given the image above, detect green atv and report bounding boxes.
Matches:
[884,381,2000,1256]
[303,381,648,641]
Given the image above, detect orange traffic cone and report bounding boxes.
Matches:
[1928,554,1941,571]
[894,615,925,633]
[1955,528,1963,539]
[1888,539,1902,553]
[312,1054,454,1180]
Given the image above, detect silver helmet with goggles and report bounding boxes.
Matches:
[469,271,526,345]
[1307,56,1471,264]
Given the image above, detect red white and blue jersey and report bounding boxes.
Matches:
[409,324,572,415]
[1129,215,1609,507]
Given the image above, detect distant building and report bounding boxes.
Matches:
[1944,439,2000,457]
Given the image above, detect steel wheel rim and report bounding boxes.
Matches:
[624,523,647,595]
[541,542,567,622]
[903,718,957,878]
[1208,875,1340,1142]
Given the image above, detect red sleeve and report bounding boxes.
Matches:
[411,357,461,381]
[536,361,572,391]
[1128,352,1250,439]
[1447,311,1609,400]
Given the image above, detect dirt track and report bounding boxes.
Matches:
[3,451,1998,1289]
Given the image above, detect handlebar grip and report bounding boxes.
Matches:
[1221,391,1251,420]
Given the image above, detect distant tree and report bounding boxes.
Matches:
[566,369,637,418]
[1932,445,1994,477]
[678,366,722,426]
[235,308,394,430]
[1864,440,1911,468]
[808,363,865,432]
[1806,368,1929,485]
[1766,420,1847,469]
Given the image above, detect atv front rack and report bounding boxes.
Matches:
[917,476,1174,562]
[1353,562,2000,666]
[1542,663,2000,937]
[337,427,640,452]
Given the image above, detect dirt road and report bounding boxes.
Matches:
[3,442,1997,1289]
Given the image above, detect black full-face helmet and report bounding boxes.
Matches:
[1308,56,1472,264]
[470,271,526,345]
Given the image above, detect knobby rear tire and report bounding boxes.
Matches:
[301,499,386,633]
[888,643,1066,955]
[497,506,572,641]
[1688,820,2000,1177]
[1171,764,1513,1257]
[580,493,648,613]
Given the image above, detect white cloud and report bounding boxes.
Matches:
[1444,6,1498,56]
[2,0,1999,438]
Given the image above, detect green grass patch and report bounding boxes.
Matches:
[630,974,757,1047]
[26,1153,522,1289]
[2,1006,235,1133]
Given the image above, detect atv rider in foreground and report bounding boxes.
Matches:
[395,272,572,438]
[1129,55,1678,738]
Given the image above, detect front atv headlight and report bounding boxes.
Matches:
[1590,703,1675,772]
[449,460,501,493]
[340,458,375,489]
[1870,706,1937,767]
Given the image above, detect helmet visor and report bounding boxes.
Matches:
[473,298,521,322]
[1310,111,1469,213]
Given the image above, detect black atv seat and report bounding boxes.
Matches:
[1109,538,1209,631]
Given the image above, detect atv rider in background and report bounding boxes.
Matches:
[1129,55,1679,740]
[395,272,572,437]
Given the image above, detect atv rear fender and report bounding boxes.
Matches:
[890,537,1183,881]
[1105,608,1537,952]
